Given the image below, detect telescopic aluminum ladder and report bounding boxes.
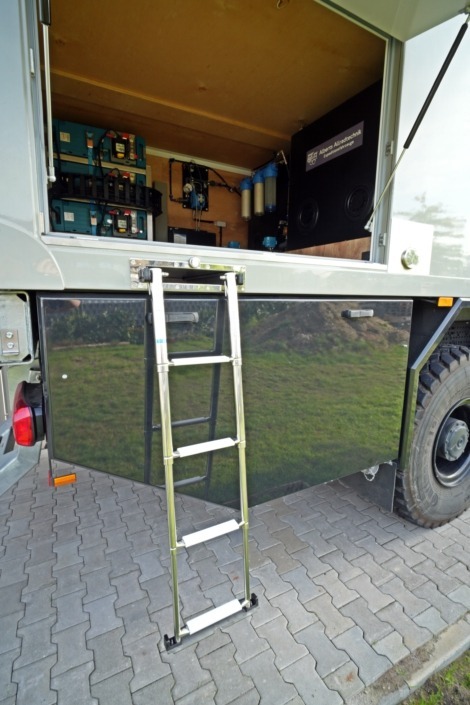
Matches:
[139,263,257,649]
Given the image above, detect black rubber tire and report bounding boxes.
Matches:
[395,345,470,527]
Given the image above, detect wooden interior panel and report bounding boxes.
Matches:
[291,237,371,259]
[149,155,249,247]
[49,0,386,168]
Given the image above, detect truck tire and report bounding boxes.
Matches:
[395,345,470,527]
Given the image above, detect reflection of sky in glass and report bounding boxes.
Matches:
[394,16,469,214]
[392,15,470,269]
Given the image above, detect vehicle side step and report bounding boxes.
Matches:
[180,519,240,548]
[174,437,237,458]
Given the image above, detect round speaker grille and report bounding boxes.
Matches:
[344,186,372,220]
[297,197,319,233]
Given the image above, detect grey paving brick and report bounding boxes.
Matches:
[0,610,22,654]
[124,632,171,691]
[268,526,308,555]
[79,543,111,575]
[251,562,290,600]
[314,501,347,525]
[340,597,392,645]
[239,648,296,705]
[133,548,166,582]
[301,513,342,539]
[379,555,427,590]
[373,631,409,664]
[4,517,30,540]
[191,556,230,591]
[0,555,28,588]
[282,653,343,705]
[209,536,246,567]
[103,526,133,554]
[376,603,431,651]
[330,532,367,560]
[380,576,430,617]
[164,643,212,701]
[123,512,149,536]
[334,625,391,685]
[282,566,325,604]
[52,562,84,599]
[107,546,139,578]
[91,668,134,705]
[2,535,30,561]
[195,627,232,659]
[446,561,470,583]
[248,517,280,551]
[19,584,56,627]
[295,621,349,677]
[448,585,470,609]
[51,621,93,677]
[51,661,98,705]
[270,589,318,634]
[414,606,448,635]
[382,538,425,567]
[313,569,359,608]
[346,574,395,613]
[111,570,147,609]
[0,648,20,701]
[355,536,396,565]
[179,576,213,619]
[269,510,312,536]
[237,540,270,570]
[78,523,105,550]
[413,558,463,594]
[256,615,307,669]
[84,593,123,639]
[12,653,57,705]
[290,529,336,558]
[52,589,88,632]
[82,565,115,604]
[221,614,268,664]
[132,673,175,705]
[117,596,159,646]
[319,549,362,582]
[413,580,467,624]
[54,520,80,546]
[443,541,469,565]
[248,590,282,629]
[141,574,173,614]
[53,539,83,572]
[306,592,355,639]
[88,626,131,685]
[262,542,302,575]
[174,681,218,705]
[324,659,364,700]
[97,508,124,532]
[14,614,57,668]
[128,529,158,556]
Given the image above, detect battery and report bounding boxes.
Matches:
[50,199,148,239]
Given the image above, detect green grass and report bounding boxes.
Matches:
[402,651,470,705]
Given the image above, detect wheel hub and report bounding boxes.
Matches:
[436,417,469,461]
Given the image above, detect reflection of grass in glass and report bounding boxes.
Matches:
[47,339,408,507]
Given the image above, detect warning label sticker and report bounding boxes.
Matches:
[306,121,364,172]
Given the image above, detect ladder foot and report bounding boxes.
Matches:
[243,593,258,611]
[164,633,181,651]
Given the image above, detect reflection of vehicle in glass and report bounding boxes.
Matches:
[1,0,470,643]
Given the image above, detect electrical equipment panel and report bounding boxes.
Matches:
[53,119,146,168]
[287,81,382,250]
[50,119,160,239]
[50,199,148,239]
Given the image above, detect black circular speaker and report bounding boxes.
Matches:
[344,185,372,221]
[297,197,319,233]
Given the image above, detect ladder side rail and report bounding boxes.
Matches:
[143,298,155,485]
[149,269,185,642]
[204,296,228,498]
[224,273,251,605]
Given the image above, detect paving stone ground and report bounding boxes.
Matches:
[0,454,469,705]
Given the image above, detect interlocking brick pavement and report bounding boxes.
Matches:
[0,455,469,704]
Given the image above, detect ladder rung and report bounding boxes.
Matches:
[180,519,240,548]
[186,599,243,635]
[173,475,206,488]
[153,415,210,431]
[174,437,237,458]
[170,355,232,367]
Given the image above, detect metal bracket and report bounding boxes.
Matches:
[130,258,245,292]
